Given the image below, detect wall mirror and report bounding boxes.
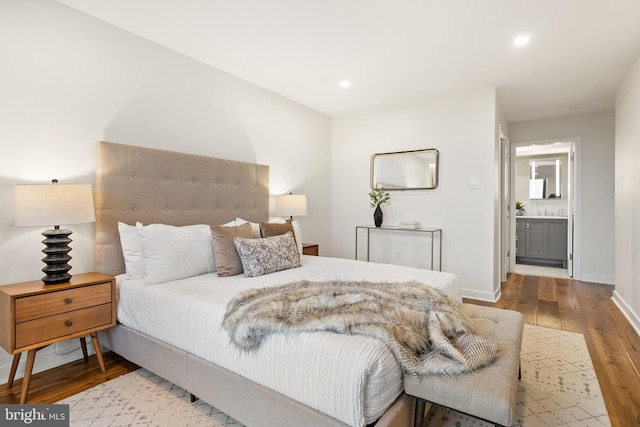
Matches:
[529,157,562,199]
[371,149,439,190]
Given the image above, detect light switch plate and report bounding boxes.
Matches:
[469,178,481,189]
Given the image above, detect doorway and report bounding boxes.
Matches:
[504,138,580,280]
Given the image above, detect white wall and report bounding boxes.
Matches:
[614,52,640,334]
[508,111,615,284]
[332,87,501,301]
[0,0,331,380]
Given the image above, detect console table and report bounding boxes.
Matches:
[355,225,442,271]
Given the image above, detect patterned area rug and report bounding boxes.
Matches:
[426,325,610,426]
[60,368,241,426]
[59,325,610,427]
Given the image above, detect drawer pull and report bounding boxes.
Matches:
[65,298,73,304]
[65,320,73,327]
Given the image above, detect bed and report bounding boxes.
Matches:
[94,141,461,427]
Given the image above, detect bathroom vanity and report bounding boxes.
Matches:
[516,216,568,268]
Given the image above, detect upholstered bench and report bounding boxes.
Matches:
[404,303,524,427]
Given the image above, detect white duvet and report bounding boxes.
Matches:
[116,256,460,427]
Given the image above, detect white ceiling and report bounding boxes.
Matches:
[57,0,640,122]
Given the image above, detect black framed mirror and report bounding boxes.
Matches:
[370,149,439,190]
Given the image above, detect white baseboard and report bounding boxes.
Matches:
[462,287,500,303]
[578,273,615,285]
[612,291,640,337]
[0,340,96,384]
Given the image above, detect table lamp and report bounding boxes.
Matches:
[275,193,307,221]
[14,179,96,284]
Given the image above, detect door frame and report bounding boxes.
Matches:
[504,137,581,279]
[500,128,510,282]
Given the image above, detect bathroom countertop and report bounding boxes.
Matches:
[516,215,568,220]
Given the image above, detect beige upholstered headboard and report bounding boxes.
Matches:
[94,141,269,276]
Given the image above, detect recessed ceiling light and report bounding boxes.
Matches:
[339,80,351,89]
[513,34,530,47]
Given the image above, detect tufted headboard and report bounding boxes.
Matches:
[93,141,269,276]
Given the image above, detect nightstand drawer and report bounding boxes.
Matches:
[15,303,113,349]
[15,282,112,323]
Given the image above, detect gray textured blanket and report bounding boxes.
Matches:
[222,280,499,376]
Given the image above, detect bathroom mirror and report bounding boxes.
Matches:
[529,158,562,199]
[371,149,439,190]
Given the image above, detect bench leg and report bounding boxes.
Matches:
[414,398,426,427]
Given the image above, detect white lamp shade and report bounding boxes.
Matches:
[275,194,307,218]
[15,184,96,227]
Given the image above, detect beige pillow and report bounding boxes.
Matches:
[259,221,297,246]
[211,222,254,276]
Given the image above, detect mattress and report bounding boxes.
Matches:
[116,256,460,427]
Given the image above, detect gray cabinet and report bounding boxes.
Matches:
[516,218,567,268]
[515,219,526,258]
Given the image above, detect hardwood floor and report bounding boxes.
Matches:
[465,273,640,427]
[1,273,639,426]
[0,350,139,404]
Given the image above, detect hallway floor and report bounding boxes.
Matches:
[514,263,569,279]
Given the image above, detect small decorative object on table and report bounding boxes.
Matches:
[516,201,526,216]
[399,221,418,229]
[369,187,390,227]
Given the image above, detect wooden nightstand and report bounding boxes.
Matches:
[0,272,116,403]
[302,243,319,256]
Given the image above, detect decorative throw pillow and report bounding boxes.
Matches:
[137,223,216,285]
[210,222,254,277]
[259,221,300,253]
[234,232,301,277]
[265,219,303,256]
[118,221,145,279]
[259,221,294,237]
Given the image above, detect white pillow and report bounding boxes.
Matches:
[136,223,216,285]
[235,218,261,238]
[291,220,303,256]
[118,222,144,279]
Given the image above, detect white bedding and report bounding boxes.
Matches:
[116,256,460,427]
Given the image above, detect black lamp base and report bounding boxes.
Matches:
[41,227,73,285]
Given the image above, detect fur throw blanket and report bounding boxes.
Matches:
[222,280,499,376]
